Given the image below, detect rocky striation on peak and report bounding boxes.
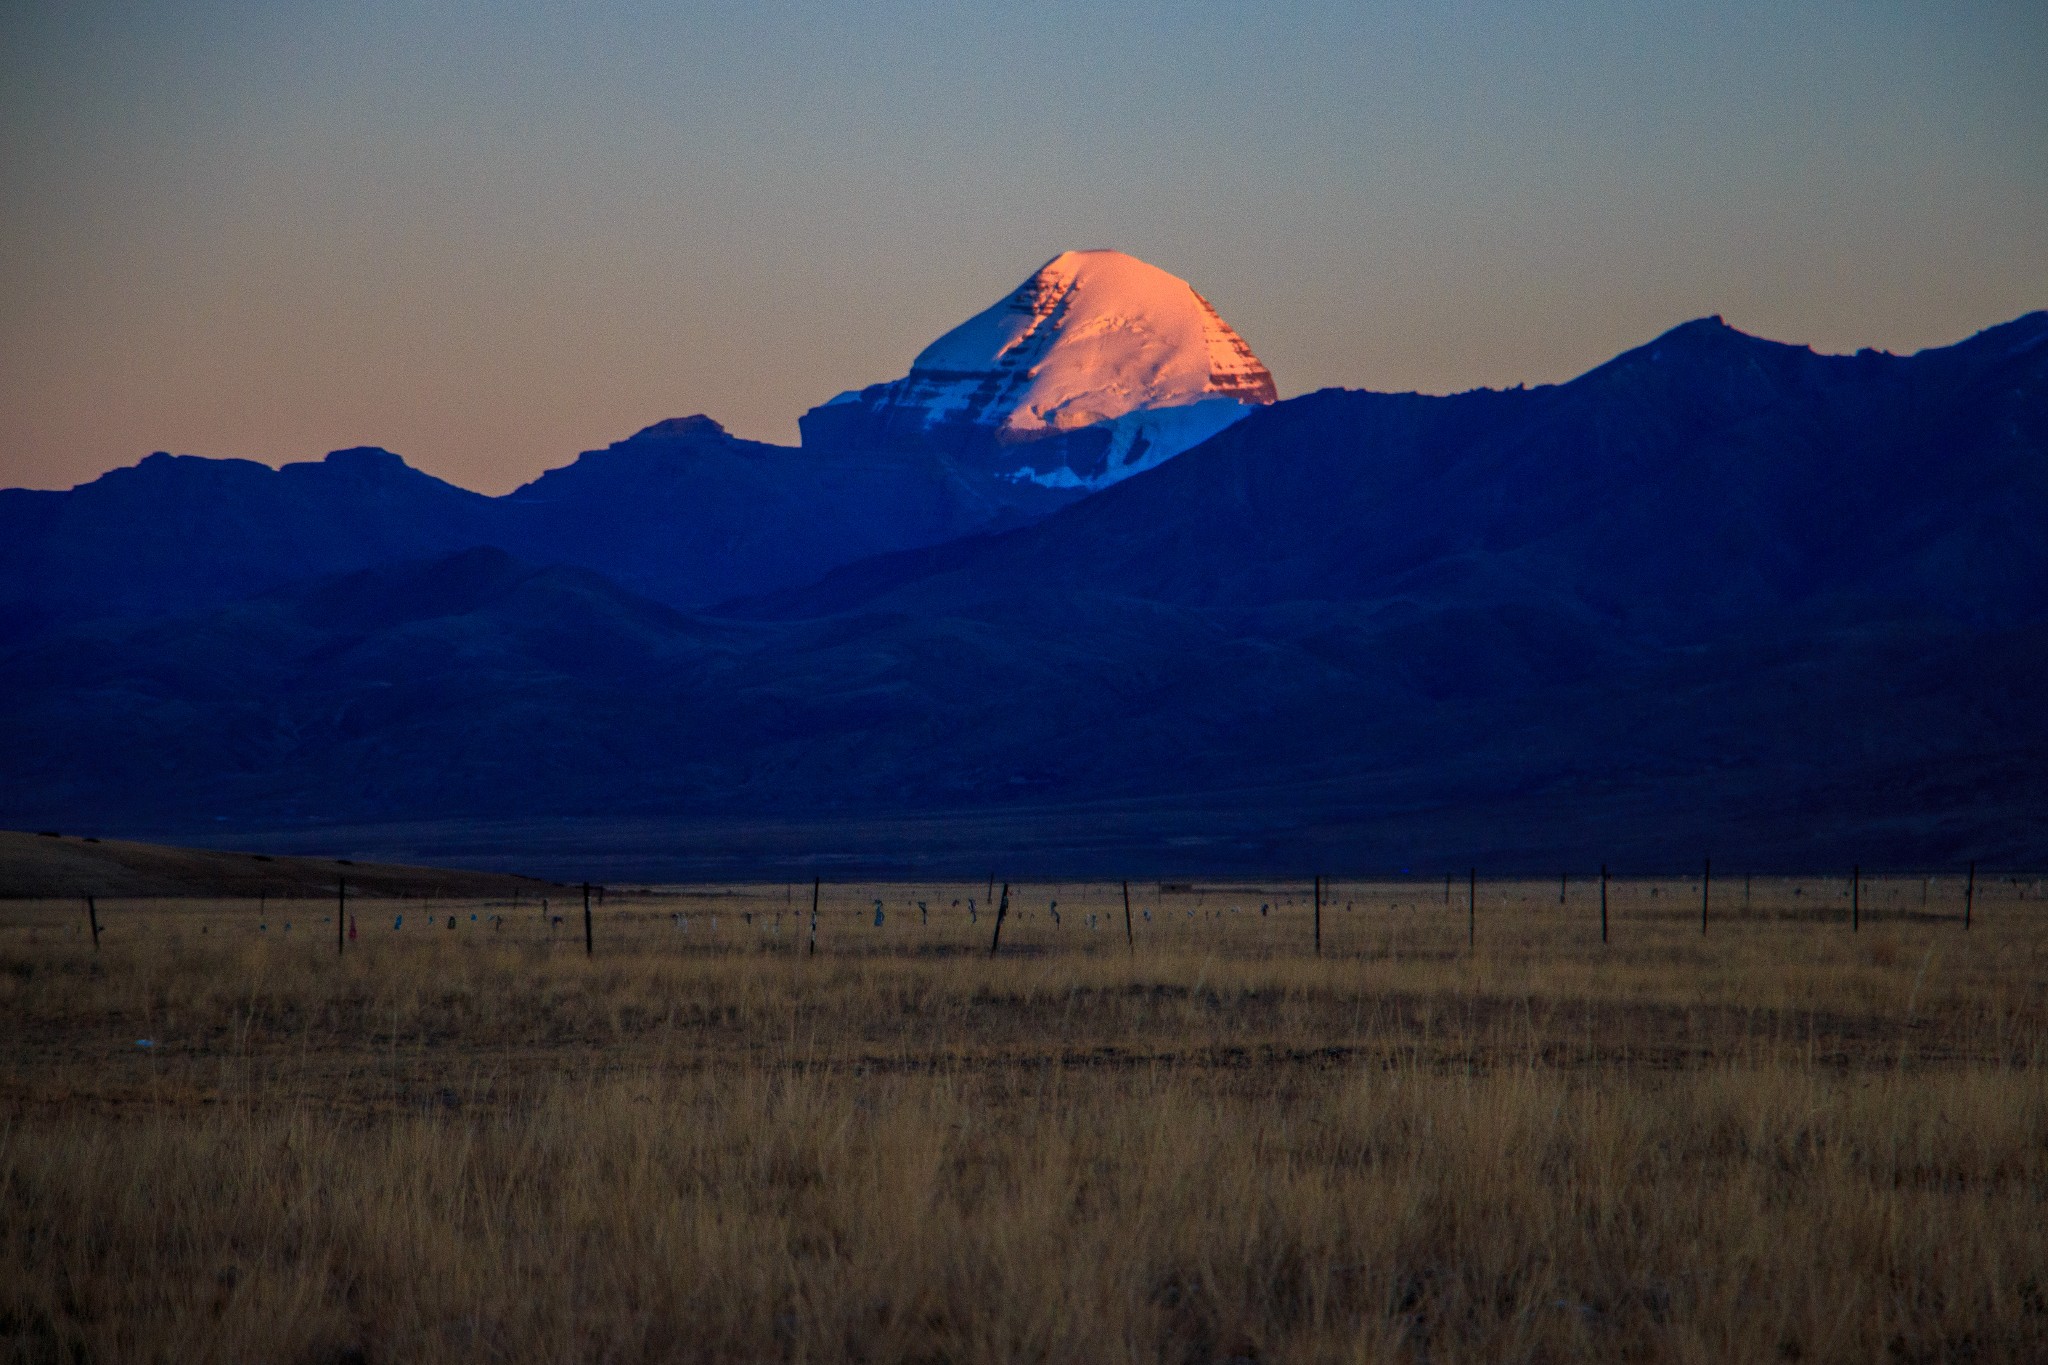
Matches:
[800,250,1277,489]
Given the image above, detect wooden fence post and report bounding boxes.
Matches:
[1560,871,1567,905]
[809,877,820,956]
[1467,869,1476,951]
[337,877,346,957]
[583,882,593,957]
[1964,862,1975,931]
[1599,865,1608,946]
[1122,880,1134,954]
[989,883,1009,957]
[1851,865,1860,934]
[1701,858,1710,936]
[1313,875,1322,958]
[86,895,101,952]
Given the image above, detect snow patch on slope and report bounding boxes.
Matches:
[1006,397,1256,490]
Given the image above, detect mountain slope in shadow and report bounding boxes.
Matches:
[0,416,1075,642]
[3,312,2043,871]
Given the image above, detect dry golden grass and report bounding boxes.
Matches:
[3,875,2045,1362]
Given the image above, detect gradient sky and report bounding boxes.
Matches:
[3,2,2043,495]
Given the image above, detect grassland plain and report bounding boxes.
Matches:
[2,875,2045,1363]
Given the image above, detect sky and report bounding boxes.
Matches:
[2,2,2043,495]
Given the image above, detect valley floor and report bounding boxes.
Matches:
[3,877,2045,1362]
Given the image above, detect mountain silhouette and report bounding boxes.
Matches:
[753,312,2048,631]
[2,310,2042,874]
[0,416,1063,641]
[0,446,495,635]
[0,250,1276,641]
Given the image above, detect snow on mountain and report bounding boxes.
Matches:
[897,248,1277,428]
[799,250,1278,489]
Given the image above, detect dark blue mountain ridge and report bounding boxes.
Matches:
[2,310,2044,872]
[731,310,2048,635]
[0,445,495,629]
[489,413,1075,608]
[0,412,1078,644]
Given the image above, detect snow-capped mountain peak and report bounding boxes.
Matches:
[800,250,1277,489]
[907,249,1276,431]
